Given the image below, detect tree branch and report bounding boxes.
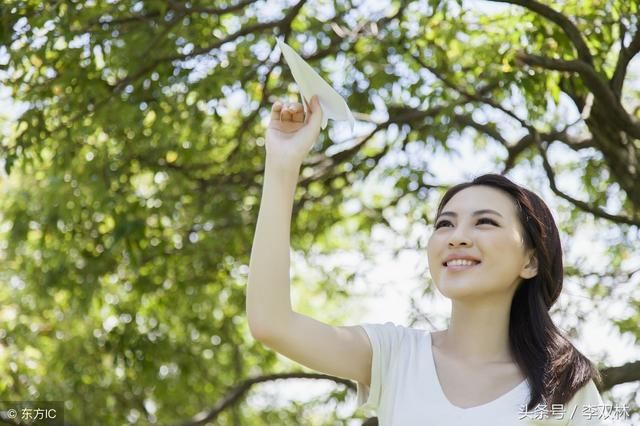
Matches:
[565,265,640,283]
[490,0,593,65]
[599,361,640,392]
[611,27,640,98]
[517,52,640,139]
[172,372,355,426]
[167,0,257,16]
[450,114,595,173]
[537,140,640,226]
[112,0,308,93]
[77,11,162,33]
[408,51,533,131]
[78,0,258,33]
[449,114,534,173]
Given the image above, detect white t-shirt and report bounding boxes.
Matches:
[355,322,608,425]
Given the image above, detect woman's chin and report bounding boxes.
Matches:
[437,282,490,299]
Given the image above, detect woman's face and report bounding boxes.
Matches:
[426,185,538,300]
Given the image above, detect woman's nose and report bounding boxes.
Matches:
[448,225,472,247]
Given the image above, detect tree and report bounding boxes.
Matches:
[0,0,638,424]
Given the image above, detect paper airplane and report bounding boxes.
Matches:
[276,37,356,133]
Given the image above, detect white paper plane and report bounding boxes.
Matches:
[276,37,356,133]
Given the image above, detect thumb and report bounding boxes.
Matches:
[305,95,324,128]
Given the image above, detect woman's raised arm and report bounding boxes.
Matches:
[246,96,373,386]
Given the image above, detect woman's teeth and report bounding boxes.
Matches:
[446,259,480,267]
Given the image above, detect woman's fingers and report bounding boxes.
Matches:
[271,101,283,121]
[271,101,305,123]
[291,104,304,122]
[280,103,292,121]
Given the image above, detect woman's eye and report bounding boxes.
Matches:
[435,218,497,229]
[478,218,498,225]
[435,220,451,229]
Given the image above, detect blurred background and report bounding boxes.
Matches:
[0,0,638,425]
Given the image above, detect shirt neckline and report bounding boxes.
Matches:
[427,331,528,411]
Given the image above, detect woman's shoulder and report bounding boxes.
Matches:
[359,321,439,345]
[360,321,437,334]
[567,378,603,406]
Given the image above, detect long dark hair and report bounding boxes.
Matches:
[434,173,602,410]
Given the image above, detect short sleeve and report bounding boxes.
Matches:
[355,322,405,412]
[566,379,609,425]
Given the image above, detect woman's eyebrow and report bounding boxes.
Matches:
[437,209,504,218]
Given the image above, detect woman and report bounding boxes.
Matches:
[246,96,606,425]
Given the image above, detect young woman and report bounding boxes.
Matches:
[246,96,606,425]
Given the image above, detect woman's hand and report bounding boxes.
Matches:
[265,95,323,174]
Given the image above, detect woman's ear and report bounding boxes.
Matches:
[520,250,538,279]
